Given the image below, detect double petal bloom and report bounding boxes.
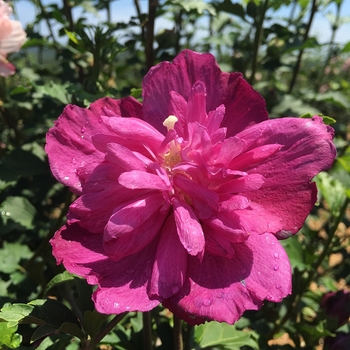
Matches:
[0,0,26,76]
[47,50,336,325]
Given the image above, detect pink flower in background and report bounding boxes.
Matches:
[47,50,336,325]
[0,0,26,76]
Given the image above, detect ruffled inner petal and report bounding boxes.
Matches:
[148,215,188,299]
[173,198,205,256]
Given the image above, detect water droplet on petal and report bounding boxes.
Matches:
[276,284,281,289]
[114,302,119,308]
[240,279,247,287]
[241,268,246,274]
[202,299,212,307]
[99,117,103,123]
[81,126,86,133]
[72,158,76,164]
[172,286,179,295]
[273,265,279,271]
[64,176,70,180]
[274,252,279,259]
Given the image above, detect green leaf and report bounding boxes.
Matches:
[33,82,71,104]
[281,235,306,270]
[0,303,44,328]
[299,113,336,125]
[44,271,76,296]
[217,0,245,19]
[272,95,321,117]
[83,310,108,338]
[0,196,37,230]
[0,148,48,181]
[64,29,79,45]
[171,0,216,15]
[341,41,350,53]
[0,242,32,274]
[315,172,347,216]
[0,322,22,349]
[194,322,259,349]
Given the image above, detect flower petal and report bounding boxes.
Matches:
[149,215,188,299]
[50,223,160,314]
[163,233,291,325]
[118,170,171,191]
[142,50,268,135]
[46,97,142,194]
[173,198,205,256]
[235,116,336,236]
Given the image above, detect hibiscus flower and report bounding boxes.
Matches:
[0,0,26,77]
[47,50,336,325]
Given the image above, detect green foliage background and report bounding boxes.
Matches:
[0,0,350,349]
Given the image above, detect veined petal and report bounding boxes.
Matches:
[104,192,168,241]
[46,97,142,194]
[50,224,160,314]
[103,210,168,261]
[118,170,171,191]
[164,233,291,325]
[173,198,205,256]
[149,215,188,299]
[105,143,147,171]
[186,81,207,125]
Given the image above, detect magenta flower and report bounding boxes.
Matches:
[321,290,350,331]
[0,0,26,77]
[47,50,336,325]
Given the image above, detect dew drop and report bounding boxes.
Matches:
[241,267,247,274]
[64,176,70,180]
[5,212,10,216]
[81,126,86,133]
[98,117,103,123]
[114,302,119,308]
[202,299,212,307]
[1,211,5,216]
[72,158,76,164]
[274,252,279,259]
[276,284,281,289]
[172,286,179,295]
[240,279,247,287]
[273,265,279,271]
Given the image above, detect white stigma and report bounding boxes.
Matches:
[163,115,178,131]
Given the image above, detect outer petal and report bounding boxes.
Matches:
[0,20,26,53]
[0,54,15,76]
[235,116,336,237]
[45,97,142,194]
[142,50,268,135]
[51,224,160,314]
[163,233,291,325]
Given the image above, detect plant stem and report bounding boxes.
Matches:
[143,312,153,350]
[87,313,127,350]
[248,0,269,85]
[146,0,159,71]
[134,0,146,45]
[173,314,183,350]
[288,0,318,93]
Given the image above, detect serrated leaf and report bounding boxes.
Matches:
[0,196,37,230]
[44,271,76,295]
[315,172,347,216]
[0,303,44,327]
[29,299,81,328]
[194,322,259,349]
[0,242,32,274]
[0,322,22,348]
[33,82,71,104]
